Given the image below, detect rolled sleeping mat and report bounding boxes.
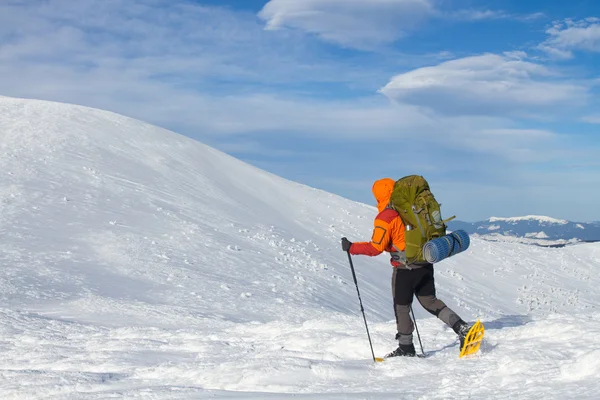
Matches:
[423,230,470,263]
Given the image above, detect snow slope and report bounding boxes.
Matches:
[1,97,599,399]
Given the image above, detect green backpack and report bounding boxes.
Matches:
[389,175,455,264]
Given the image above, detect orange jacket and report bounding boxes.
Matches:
[349,178,406,267]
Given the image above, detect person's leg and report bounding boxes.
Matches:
[415,265,463,329]
[392,267,415,345]
[388,267,416,357]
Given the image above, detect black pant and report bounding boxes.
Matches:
[392,264,436,305]
[392,264,461,345]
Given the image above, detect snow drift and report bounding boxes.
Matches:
[1,97,599,399]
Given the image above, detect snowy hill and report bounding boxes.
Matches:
[449,215,600,244]
[1,97,600,399]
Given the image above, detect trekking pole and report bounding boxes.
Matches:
[410,305,425,356]
[345,251,381,362]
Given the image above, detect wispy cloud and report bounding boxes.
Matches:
[463,128,558,162]
[538,18,600,59]
[447,9,510,21]
[1,0,561,150]
[447,9,545,22]
[259,0,545,50]
[0,0,381,93]
[259,0,434,50]
[582,114,600,124]
[0,0,585,168]
[0,0,405,132]
[379,52,588,116]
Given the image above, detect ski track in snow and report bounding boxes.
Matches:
[1,97,600,399]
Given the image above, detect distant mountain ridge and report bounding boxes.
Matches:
[448,215,600,243]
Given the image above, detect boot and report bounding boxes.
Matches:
[385,343,416,358]
[452,320,471,350]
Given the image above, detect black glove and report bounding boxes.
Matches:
[341,237,352,252]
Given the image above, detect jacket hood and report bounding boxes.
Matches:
[372,178,395,212]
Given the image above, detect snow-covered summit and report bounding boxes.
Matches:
[0,96,387,324]
[1,97,600,399]
[488,215,569,225]
[450,215,600,243]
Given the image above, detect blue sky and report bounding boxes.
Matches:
[1,0,599,221]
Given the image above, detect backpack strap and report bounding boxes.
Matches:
[390,244,407,266]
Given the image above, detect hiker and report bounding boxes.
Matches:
[341,178,471,357]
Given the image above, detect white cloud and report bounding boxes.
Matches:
[479,128,554,138]
[259,0,434,50]
[463,129,558,162]
[0,0,451,143]
[502,50,528,59]
[447,9,544,22]
[0,59,556,163]
[539,18,600,59]
[447,9,509,21]
[0,0,590,174]
[0,0,371,89]
[379,53,588,116]
[259,0,545,49]
[582,115,600,124]
[518,12,546,22]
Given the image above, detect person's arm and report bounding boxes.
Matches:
[349,213,394,256]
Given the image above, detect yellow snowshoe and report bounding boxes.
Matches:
[459,320,485,358]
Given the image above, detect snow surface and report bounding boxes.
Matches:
[488,216,569,225]
[525,231,550,239]
[471,233,582,247]
[475,224,500,231]
[1,97,600,399]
